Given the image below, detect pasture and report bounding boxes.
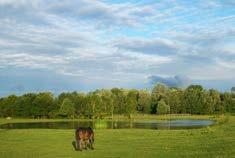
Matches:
[0,115,234,158]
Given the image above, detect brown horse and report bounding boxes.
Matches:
[72,127,94,151]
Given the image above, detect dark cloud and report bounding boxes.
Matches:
[148,75,191,87]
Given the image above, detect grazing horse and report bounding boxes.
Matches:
[72,127,94,151]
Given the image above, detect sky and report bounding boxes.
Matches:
[0,0,235,96]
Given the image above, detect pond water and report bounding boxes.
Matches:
[0,119,214,130]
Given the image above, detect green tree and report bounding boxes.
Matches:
[0,84,232,118]
[14,93,37,117]
[221,92,234,113]
[0,98,4,117]
[85,92,102,119]
[151,84,169,114]
[125,89,138,118]
[201,91,214,114]
[111,88,126,114]
[32,92,55,118]
[184,85,204,114]
[1,95,18,117]
[98,89,113,118]
[59,98,75,118]
[208,89,221,114]
[167,88,182,114]
[137,89,151,114]
[157,100,170,114]
[73,93,87,117]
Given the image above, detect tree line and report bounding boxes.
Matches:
[0,84,234,118]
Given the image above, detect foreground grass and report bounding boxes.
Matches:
[0,115,234,158]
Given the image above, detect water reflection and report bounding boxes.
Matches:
[0,119,214,130]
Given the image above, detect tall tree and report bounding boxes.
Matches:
[151,84,168,114]
[168,88,182,114]
[125,89,138,118]
[111,88,126,114]
[86,92,102,119]
[201,91,214,114]
[98,89,113,118]
[59,98,75,118]
[157,100,170,114]
[184,85,204,114]
[221,92,234,113]
[15,95,30,117]
[32,92,55,118]
[137,89,151,114]
[0,98,3,117]
[73,93,87,117]
[208,89,221,114]
[1,95,18,117]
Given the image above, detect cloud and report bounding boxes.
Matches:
[44,0,159,27]
[113,37,181,56]
[148,75,191,87]
[215,58,235,70]
[0,0,234,95]
[0,52,67,69]
[0,0,30,6]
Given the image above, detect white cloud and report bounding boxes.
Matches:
[215,58,235,70]
[113,37,182,56]
[0,52,67,69]
[0,0,234,92]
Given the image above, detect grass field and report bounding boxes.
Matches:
[0,115,234,158]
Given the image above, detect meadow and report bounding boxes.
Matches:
[0,115,234,158]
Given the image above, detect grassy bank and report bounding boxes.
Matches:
[0,115,234,158]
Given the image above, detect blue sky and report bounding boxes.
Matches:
[0,0,235,96]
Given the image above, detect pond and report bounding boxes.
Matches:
[0,119,214,130]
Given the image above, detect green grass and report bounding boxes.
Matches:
[0,115,234,158]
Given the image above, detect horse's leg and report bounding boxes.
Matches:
[86,139,91,149]
[89,138,94,150]
[78,139,83,151]
[75,139,78,150]
[90,143,94,150]
[72,141,77,151]
[84,139,88,150]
